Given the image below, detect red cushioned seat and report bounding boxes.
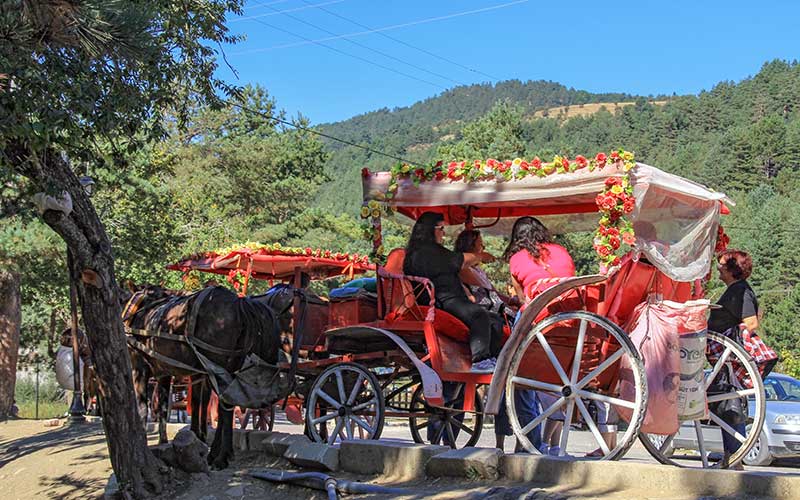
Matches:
[386,305,510,343]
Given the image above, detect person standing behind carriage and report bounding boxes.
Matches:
[495,216,576,453]
[403,212,502,373]
[708,249,760,470]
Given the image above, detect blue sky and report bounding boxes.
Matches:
[218,0,800,124]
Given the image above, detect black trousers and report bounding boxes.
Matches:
[439,297,503,362]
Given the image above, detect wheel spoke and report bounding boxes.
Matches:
[510,376,562,393]
[694,420,709,468]
[704,347,733,390]
[576,349,625,390]
[520,396,566,436]
[344,417,354,440]
[708,413,747,443]
[352,397,379,412]
[536,331,571,385]
[576,398,609,456]
[570,319,588,384]
[412,419,431,431]
[328,418,344,445]
[452,418,475,436]
[335,371,347,402]
[707,388,756,404]
[658,434,676,454]
[316,388,342,409]
[312,412,338,425]
[347,373,365,405]
[557,400,575,455]
[432,420,446,445]
[576,389,636,410]
[445,421,457,447]
[351,414,374,435]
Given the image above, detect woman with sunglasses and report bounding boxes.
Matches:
[404,212,502,373]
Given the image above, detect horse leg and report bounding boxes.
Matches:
[210,403,234,470]
[130,353,151,428]
[156,376,171,444]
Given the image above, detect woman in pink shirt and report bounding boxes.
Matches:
[503,216,576,302]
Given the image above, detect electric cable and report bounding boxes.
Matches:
[247,16,447,89]
[262,1,467,86]
[301,0,500,82]
[232,0,347,23]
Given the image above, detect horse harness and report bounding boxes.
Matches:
[123,287,254,375]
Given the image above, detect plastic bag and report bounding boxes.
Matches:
[55,346,84,391]
[618,301,681,434]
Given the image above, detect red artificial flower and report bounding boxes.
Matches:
[608,211,621,222]
[609,235,621,250]
[498,162,509,172]
[605,177,621,187]
[606,227,620,237]
[487,158,497,168]
[435,160,443,167]
[561,157,570,169]
[611,256,621,266]
[305,247,313,255]
[324,250,331,258]
[598,225,608,236]
[520,160,530,170]
[449,161,458,169]
[434,171,445,181]
[595,152,607,167]
[504,160,513,168]
[622,232,636,245]
[475,159,483,168]
[610,151,621,161]
[597,245,612,257]
[622,198,636,214]
[361,167,370,178]
[414,168,425,179]
[532,157,542,170]
[575,155,588,168]
[599,195,617,211]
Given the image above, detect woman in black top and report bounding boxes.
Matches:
[404,212,501,373]
[708,249,759,469]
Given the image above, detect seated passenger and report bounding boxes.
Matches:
[454,229,520,323]
[403,212,501,373]
[503,216,576,302]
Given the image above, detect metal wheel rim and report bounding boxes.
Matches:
[408,385,483,448]
[640,331,767,469]
[305,363,385,445]
[506,311,647,459]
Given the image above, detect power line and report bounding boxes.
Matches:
[261,1,466,86]
[232,0,346,23]
[233,0,530,55]
[245,0,296,12]
[229,100,423,167]
[300,0,500,82]
[247,16,447,89]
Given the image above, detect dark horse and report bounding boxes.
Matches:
[123,285,280,469]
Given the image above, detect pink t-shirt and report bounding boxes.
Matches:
[510,243,576,299]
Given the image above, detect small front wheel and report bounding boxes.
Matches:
[408,384,483,449]
[305,363,385,445]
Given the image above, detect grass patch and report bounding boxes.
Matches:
[14,372,69,420]
[17,400,68,419]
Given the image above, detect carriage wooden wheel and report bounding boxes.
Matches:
[505,311,647,459]
[640,331,766,469]
[408,384,484,449]
[305,362,385,445]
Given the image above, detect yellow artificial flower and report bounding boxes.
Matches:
[371,208,381,218]
[512,158,522,166]
[622,151,634,162]
[360,206,370,218]
[367,200,379,210]
[610,185,624,195]
[401,164,410,173]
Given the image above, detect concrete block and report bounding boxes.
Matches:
[501,453,800,500]
[232,429,248,451]
[283,441,339,471]
[246,430,272,451]
[426,447,503,480]
[339,440,449,480]
[257,432,311,456]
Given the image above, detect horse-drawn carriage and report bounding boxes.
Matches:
[153,150,767,469]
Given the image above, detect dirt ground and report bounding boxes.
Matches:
[0,418,759,500]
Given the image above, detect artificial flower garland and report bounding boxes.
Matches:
[362,150,637,270]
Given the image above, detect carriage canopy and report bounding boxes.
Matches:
[362,160,732,282]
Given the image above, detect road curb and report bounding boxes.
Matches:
[210,431,800,499]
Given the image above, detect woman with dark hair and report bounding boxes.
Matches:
[503,216,575,301]
[709,249,760,470]
[404,212,501,373]
[454,229,519,321]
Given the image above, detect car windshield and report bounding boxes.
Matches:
[764,376,800,401]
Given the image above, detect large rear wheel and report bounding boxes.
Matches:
[640,331,766,469]
[505,311,647,460]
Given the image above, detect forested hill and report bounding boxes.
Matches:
[314,80,641,213]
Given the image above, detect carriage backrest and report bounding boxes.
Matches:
[376,248,434,321]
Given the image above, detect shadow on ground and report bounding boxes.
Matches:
[0,420,105,470]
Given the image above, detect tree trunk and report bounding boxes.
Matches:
[14,145,166,498]
[0,269,21,418]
